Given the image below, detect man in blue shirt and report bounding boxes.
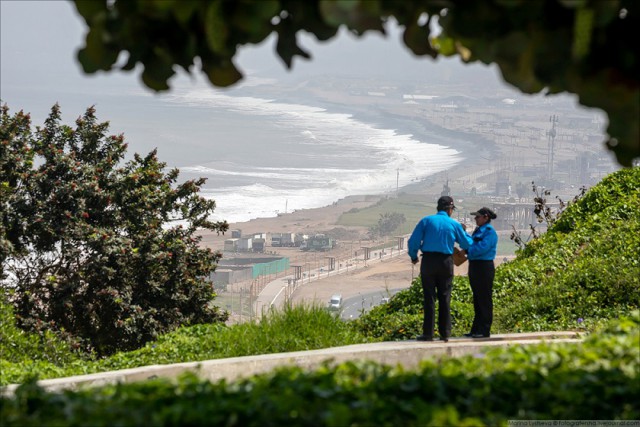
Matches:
[408,196,473,342]
[463,207,498,338]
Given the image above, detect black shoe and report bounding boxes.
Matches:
[472,333,490,338]
[416,335,433,341]
[440,337,449,343]
[463,333,474,338]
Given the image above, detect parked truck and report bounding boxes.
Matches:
[271,232,296,247]
[252,238,265,253]
[294,233,307,247]
[303,234,336,252]
[223,238,239,253]
[238,237,253,252]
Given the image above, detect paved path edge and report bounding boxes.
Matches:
[1,331,583,396]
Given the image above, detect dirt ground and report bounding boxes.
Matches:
[289,255,417,306]
[197,195,375,250]
[285,249,514,307]
[199,200,514,311]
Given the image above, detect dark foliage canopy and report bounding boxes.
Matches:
[0,104,229,355]
[72,0,638,166]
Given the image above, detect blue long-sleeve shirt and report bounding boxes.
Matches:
[408,211,473,260]
[467,223,498,261]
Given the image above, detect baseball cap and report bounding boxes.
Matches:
[470,207,497,219]
[437,196,455,210]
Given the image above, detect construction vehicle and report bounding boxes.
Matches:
[302,234,336,252]
[272,232,306,247]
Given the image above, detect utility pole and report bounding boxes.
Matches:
[547,115,558,181]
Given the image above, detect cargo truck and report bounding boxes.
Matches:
[303,234,336,252]
[252,238,265,253]
[238,237,253,252]
[271,232,296,247]
[223,238,239,252]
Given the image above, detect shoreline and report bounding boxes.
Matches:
[198,132,496,250]
[199,75,584,249]
[273,87,502,195]
[197,93,509,247]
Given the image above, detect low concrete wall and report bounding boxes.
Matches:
[2,331,582,396]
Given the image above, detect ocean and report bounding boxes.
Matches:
[2,79,464,225]
[156,87,463,223]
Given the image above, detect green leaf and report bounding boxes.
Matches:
[73,0,108,22]
[204,0,228,54]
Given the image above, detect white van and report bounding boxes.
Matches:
[328,294,342,311]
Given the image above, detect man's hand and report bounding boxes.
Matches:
[461,223,467,231]
[411,258,419,265]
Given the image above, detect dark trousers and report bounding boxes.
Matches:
[468,260,495,336]
[420,252,454,339]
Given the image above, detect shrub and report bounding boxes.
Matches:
[355,168,640,338]
[1,104,229,356]
[0,302,370,386]
[0,294,80,366]
[2,314,637,426]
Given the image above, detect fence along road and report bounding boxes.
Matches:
[254,238,409,317]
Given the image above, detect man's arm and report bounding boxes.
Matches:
[407,220,424,262]
[454,222,474,250]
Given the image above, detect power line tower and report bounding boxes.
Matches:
[547,114,559,181]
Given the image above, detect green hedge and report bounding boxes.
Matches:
[2,314,637,426]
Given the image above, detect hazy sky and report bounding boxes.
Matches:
[1,0,596,168]
[0,1,502,115]
[0,1,504,164]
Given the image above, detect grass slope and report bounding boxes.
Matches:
[355,167,640,339]
[1,168,638,385]
[0,303,370,386]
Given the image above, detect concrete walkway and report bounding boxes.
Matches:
[1,331,582,396]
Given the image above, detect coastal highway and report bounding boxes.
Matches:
[254,240,409,316]
[339,288,404,320]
